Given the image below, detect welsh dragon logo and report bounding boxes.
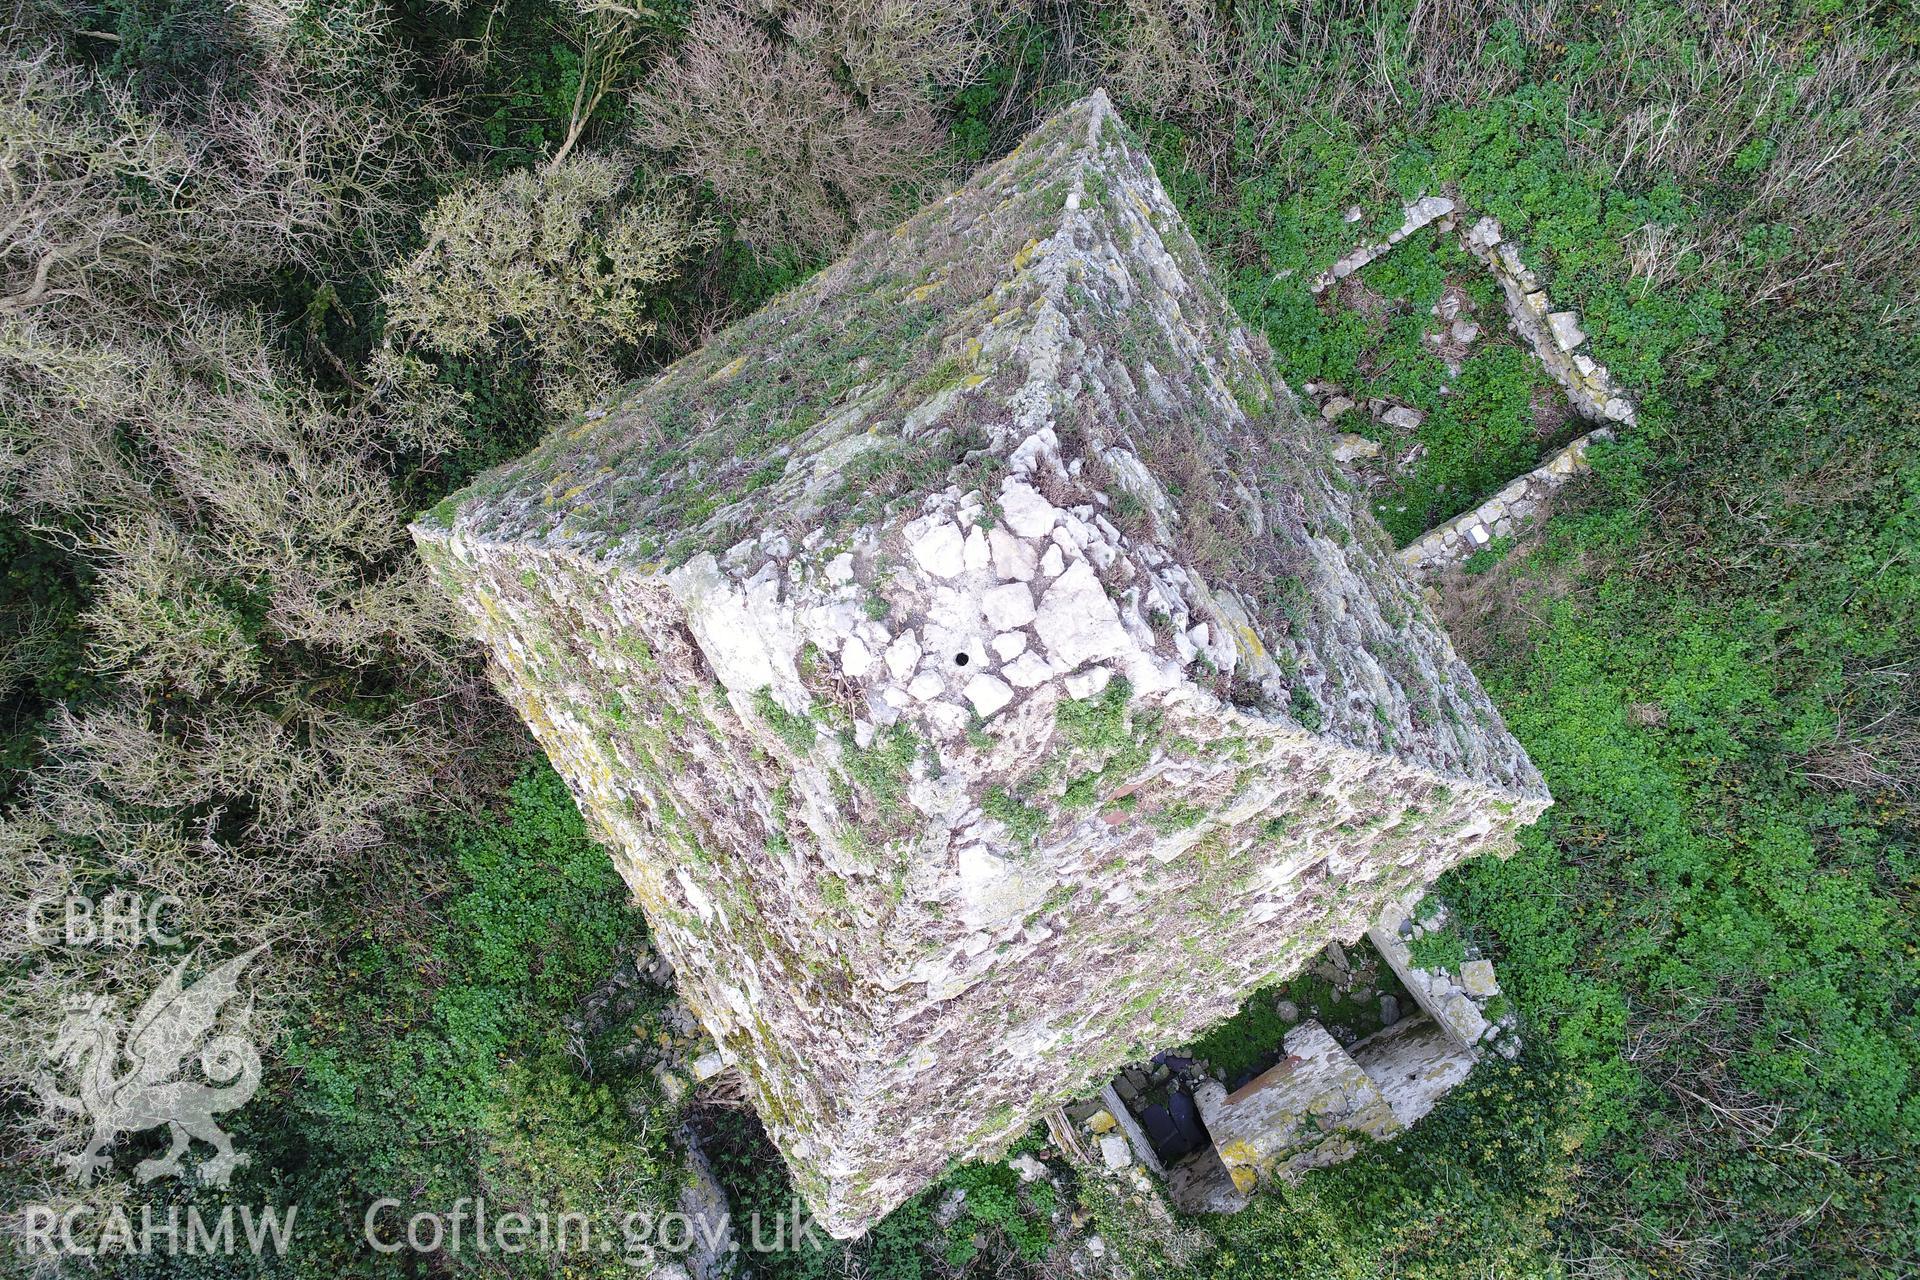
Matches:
[35,946,265,1186]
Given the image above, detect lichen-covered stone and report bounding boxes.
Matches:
[1349,1015,1479,1127]
[1197,1022,1406,1190]
[412,91,1549,1237]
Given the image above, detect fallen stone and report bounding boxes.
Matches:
[1009,1153,1047,1182]
[965,673,1015,718]
[1000,481,1059,538]
[1033,560,1130,668]
[1063,665,1113,700]
[963,525,991,572]
[840,636,874,679]
[980,581,1037,630]
[1331,433,1381,463]
[1197,1022,1403,1190]
[1100,1134,1133,1170]
[885,632,922,681]
[986,528,1036,581]
[1001,651,1055,688]
[911,521,966,578]
[1459,959,1500,997]
[1547,311,1586,351]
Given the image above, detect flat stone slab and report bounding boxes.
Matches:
[1197,1021,1406,1189]
[415,92,1548,1236]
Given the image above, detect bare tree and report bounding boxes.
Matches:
[637,0,995,255]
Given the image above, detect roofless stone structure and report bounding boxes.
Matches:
[413,91,1549,1236]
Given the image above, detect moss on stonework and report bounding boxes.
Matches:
[1056,676,1134,750]
[755,690,816,753]
[424,102,1112,564]
[982,787,1048,849]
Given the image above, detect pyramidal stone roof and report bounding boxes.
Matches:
[413,91,1550,1237]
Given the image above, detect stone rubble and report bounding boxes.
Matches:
[1309,195,1459,293]
[1459,214,1637,429]
[1396,429,1613,579]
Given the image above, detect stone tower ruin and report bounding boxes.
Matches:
[413,91,1549,1237]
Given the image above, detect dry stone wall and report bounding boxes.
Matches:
[414,93,1549,1237]
[1306,195,1643,581]
[1398,429,1612,577]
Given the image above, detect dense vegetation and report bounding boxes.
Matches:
[2,1,1913,1277]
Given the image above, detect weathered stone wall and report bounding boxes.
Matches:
[1196,1022,1406,1190]
[1304,194,1643,580]
[414,92,1548,1236]
[1398,429,1611,578]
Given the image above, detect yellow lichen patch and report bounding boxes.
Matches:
[907,279,945,303]
[707,353,749,384]
[1228,1164,1258,1194]
[1233,620,1269,663]
[1217,1139,1261,1180]
[1086,1109,1117,1135]
[1011,238,1042,270]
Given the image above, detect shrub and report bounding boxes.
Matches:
[0,6,481,1213]
[384,154,714,413]
[635,0,992,256]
